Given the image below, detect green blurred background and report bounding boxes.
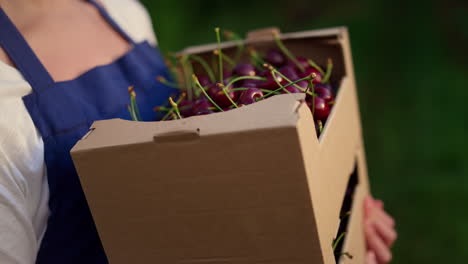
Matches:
[140,0,468,262]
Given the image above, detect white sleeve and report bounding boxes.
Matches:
[0,162,39,264]
[100,0,159,46]
[0,73,50,264]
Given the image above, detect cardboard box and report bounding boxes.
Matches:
[71,27,370,264]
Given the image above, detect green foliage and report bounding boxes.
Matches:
[140,0,468,262]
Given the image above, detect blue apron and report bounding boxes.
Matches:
[0,1,176,263]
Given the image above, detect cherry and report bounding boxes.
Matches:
[299,67,323,84]
[238,88,264,105]
[288,57,311,72]
[223,69,232,79]
[192,98,213,114]
[282,85,303,94]
[315,83,333,91]
[315,86,334,104]
[240,79,260,88]
[265,49,286,67]
[178,99,194,117]
[232,63,257,77]
[279,65,300,81]
[312,97,330,121]
[207,83,237,108]
[197,74,212,87]
[258,70,282,90]
[195,109,215,116]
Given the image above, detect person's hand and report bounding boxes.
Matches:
[364,196,397,264]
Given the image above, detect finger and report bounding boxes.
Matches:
[374,199,384,209]
[366,251,378,264]
[365,223,392,263]
[364,196,375,216]
[373,219,397,247]
[375,207,395,228]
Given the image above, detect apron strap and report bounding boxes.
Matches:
[87,0,136,44]
[0,7,54,93]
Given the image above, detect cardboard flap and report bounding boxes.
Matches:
[71,93,306,154]
[246,27,280,43]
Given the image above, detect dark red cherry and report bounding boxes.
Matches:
[207,83,237,108]
[312,97,330,121]
[288,57,311,72]
[197,74,212,87]
[279,65,300,81]
[223,69,232,79]
[240,79,260,88]
[192,98,213,114]
[259,70,282,90]
[282,85,303,94]
[195,109,215,116]
[299,67,322,84]
[232,63,257,77]
[315,83,332,91]
[238,88,264,105]
[315,86,334,104]
[178,99,194,117]
[265,49,286,67]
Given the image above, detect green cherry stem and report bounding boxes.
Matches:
[156,76,180,88]
[223,30,245,63]
[258,75,314,100]
[341,252,353,259]
[332,232,347,251]
[193,74,224,112]
[169,97,182,119]
[128,86,141,121]
[230,87,280,94]
[127,105,137,121]
[218,83,239,108]
[264,64,317,96]
[317,120,323,133]
[273,31,305,72]
[160,93,186,121]
[322,58,333,83]
[180,55,194,101]
[225,76,266,89]
[189,54,216,82]
[307,59,325,76]
[215,27,224,82]
[248,47,266,69]
[271,71,291,94]
[214,50,235,67]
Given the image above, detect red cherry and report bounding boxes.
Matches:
[315,83,333,91]
[288,57,311,72]
[315,86,334,104]
[197,74,212,87]
[195,109,215,115]
[259,70,282,90]
[192,98,213,114]
[265,49,286,67]
[299,67,322,84]
[282,85,303,94]
[312,97,330,121]
[178,99,194,117]
[238,88,264,105]
[207,83,237,108]
[232,63,257,77]
[279,65,300,83]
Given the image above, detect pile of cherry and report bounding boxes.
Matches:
[128,28,337,136]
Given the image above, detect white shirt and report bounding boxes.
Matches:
[0,1,157,263]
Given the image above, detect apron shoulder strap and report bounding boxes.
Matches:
[0,7,54,93]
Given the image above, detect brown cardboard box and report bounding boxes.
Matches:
[71,27,369,264]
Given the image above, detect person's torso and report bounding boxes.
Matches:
[0,0,175,263]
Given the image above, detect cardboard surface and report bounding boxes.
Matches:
[71,27,369,264]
